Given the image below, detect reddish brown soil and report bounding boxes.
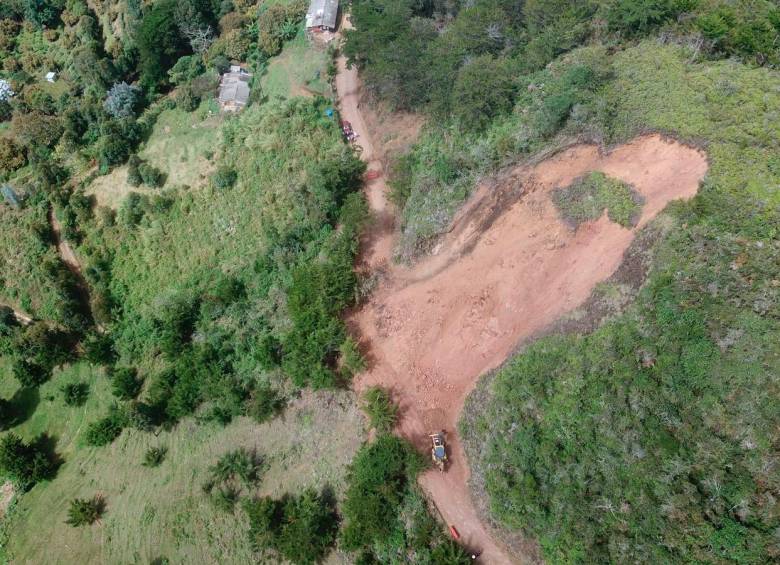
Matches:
[336,15,708,565]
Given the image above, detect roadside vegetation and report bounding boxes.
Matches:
[347,0,780,562]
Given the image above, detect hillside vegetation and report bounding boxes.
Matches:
[346,0,780,562]
[0,1,476,561]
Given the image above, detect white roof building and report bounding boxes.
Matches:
[305,0,339,31]
[218,66,251,112]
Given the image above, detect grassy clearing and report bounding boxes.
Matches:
[86,104,222,209]
[553,171,644,229]
[261,31,330,101]
[1,360,363,564]
[0,198,75,323]
[462,42,780,563]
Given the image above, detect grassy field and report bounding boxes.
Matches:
[553,171,644,229]
[261,31,331,101]
[86,104,223,209]
[0,362,363,564]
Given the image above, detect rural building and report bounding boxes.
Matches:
[217,65,251,112]
[305,0,339,32]
[45,71,57,82]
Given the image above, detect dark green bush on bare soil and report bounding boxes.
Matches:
[340,435,472,562]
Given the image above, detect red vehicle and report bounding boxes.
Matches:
[340,120,358,143]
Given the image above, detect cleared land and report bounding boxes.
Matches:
[262,32,331,101]
[347,130,707,563]
[86,105,222,209]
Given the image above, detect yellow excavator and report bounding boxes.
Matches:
[430,431,448,472]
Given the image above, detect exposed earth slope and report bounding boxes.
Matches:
[336,43,709,562]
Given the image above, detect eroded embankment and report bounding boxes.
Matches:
[349,135,708,564]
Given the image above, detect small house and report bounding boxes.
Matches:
[305,0,339,33]
[217,66,252,112]
[45,71,57,83]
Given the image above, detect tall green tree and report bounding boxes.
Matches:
[137,0,189,89]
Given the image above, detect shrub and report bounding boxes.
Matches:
[174,84,200,112]
[430,540,473,564]
[138,162,165,188]
[142,446,167,468]
[257,3,305,57]
[81,331,117,365]
[104,82,142,119]
[244,488,338,564]
[110,367,142,400]
[0,433,57,489]
[210,484,240,513]
[339,337,365,378]
[208,448,260,485]
[209,54,230,74]
[211,166,236,190]
[11,359,49,388]
[0,137,26,173]
[244,385,281,424]
[84,406,126,446]
[65,496,105,526]
[552,171,644,229]
[341,435,422,550]
[10,322,72,386]
[60,382,89,407]
[168,55,205,85]
[361,386,397,433]
[453,55,516,132]
[275,489,338,564]
[127,155,142,187]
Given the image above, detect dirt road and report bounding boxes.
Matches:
[335,17,708,565]
[49,207,99,329]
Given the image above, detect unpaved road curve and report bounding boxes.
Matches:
[335,22,520,561]
[336,17,708,565]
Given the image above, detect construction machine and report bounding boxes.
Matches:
[430,431,448,472]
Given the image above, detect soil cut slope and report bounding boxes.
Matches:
[336,17,708,565]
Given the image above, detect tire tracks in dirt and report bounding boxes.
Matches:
[335,16,708,564]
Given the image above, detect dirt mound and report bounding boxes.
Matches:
[348,135,708,563]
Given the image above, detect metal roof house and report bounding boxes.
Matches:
[218,65,251,112]
[305,0,339,32]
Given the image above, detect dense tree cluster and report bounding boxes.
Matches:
[345,0,780,125]
[0,432,58,489]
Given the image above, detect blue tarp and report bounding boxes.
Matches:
[1,185,20,209]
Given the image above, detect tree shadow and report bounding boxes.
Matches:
[1,386,40,429]
[30,432,64,480]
